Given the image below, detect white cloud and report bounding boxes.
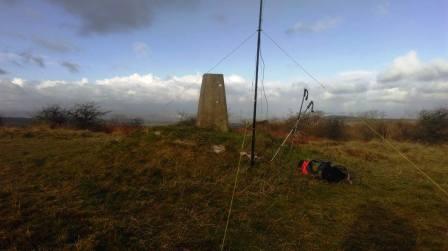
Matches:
[378,51,448,85]
[369,88,410,103]
[11,78,25,87]
[96,73,200,102]
[37,80,67,89]
[37,78,87,89]
[326,71,375,94]
[1,51,447,120]
[79,78,88,86]
[286,17,341,34]
[133,42,149,57]
[420,81,448,94]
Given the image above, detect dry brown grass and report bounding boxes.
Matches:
[0,125,447,250]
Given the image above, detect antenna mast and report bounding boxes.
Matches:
[250,0,263,167]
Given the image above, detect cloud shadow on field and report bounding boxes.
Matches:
[342,202,416,251]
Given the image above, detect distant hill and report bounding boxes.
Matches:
[1,117,33,127]
[324,115,416,122]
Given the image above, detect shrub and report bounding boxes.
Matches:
[177,117,196,127]
[34,105,69,128]
[416,108,448,143]
[357,123,376,141]
[34,103,108,131]
[319,118,346,140]
[389,120,416,141]
[262,109,447,143]
[355,120,390,141]
[130,118,144,127]
[69,103,108,130]
[374,120,388,139]
[355,111,388,141]
[274,113,346,141]
[300,112,324,135]
[176,112,196,127]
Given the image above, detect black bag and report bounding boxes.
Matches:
[321,164,349,183]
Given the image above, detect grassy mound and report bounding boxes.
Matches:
[0,126,447,250]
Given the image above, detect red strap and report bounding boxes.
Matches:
[301,160,310,175]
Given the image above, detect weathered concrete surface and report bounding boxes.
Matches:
[196,74,229,132]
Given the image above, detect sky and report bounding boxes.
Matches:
[0,0,447,121]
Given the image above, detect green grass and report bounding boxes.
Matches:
[0,126,447,250]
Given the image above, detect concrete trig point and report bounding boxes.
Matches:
[196,73,229,132]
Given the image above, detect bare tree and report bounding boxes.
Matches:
[69,102,108,130]
[34,105,69,128]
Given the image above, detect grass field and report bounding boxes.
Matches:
[0,125,447,250]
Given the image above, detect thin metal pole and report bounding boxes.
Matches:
[250,0,263,167]
[290,89,308,137]
[271,90,308,162]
